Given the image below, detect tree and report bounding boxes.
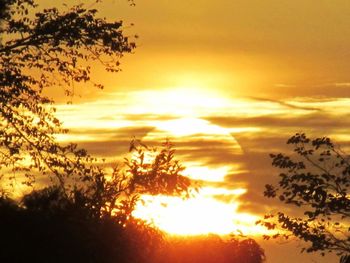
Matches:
[83,139,192,221]
[259,133,350,263]
[0,0,193,248]
[0,0,136,194]
[0,0,192,236]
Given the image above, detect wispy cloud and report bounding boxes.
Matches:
[55,93,350,219]
[249,96,321,111]
[334,83,350,87]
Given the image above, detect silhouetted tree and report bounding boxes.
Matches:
[0,0,136,193]
[259,133,350,263]
[82,139,192,222]
[0,1,195,261]
[0,1,8,21]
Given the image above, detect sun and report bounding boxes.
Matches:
[128,87,231,117]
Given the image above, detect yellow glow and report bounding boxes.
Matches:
[166,72,228,91]
[154,117,229,137]
[128,88,231,116]
[287,98,350,115]
[228,127,262,134]
[51,90,331,238]
[55,133,101,142]
[133,194,269,236]
[200,186,247,196]
[183,164,230,182]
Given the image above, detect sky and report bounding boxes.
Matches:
[39,0,350,262]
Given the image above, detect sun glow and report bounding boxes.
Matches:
[183,164,230,182]
[154,117,230,137]
[133,193,269,236]
[53,88,279,237]
[128,87,230,116]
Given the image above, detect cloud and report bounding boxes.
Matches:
[273,84,297,88]
[335,82,350,87]
[58,96,350,220]
[66,126,155,157]
[206,112,350,135]
[249,96,321,111]
[122,114,179,121]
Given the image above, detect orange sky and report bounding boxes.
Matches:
[99,0,350,98]
[38,0,350,262]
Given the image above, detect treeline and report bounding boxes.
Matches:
[0,186,265,263]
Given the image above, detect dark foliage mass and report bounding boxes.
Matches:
[0,187,265,263]
[259,133,350,263]
[0,187,162,263]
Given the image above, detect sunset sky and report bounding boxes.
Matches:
[42,0,350,262]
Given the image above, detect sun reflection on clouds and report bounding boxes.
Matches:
[153,117,230,137]
[51,91,350,237]
[130,112,254,235]
[53,88,261,236]
[200,186,247,197]
[183,164,230,182]
[127,87,231,116]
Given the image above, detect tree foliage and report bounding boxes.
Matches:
[0,0,135,193]
[82,140,192,222]
[0,0,193,250]
[259,133,350,262]
[0,0,196,256]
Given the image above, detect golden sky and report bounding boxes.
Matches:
[39,0,350,262]
[98,0,350,98]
